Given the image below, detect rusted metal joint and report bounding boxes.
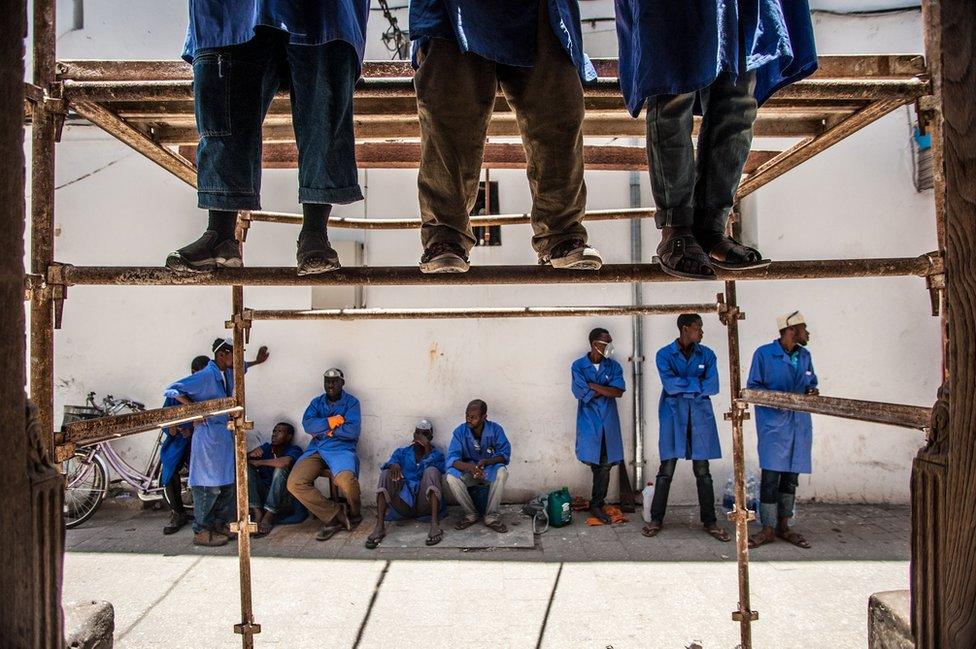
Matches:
[926,272,945,317]
[54,442,76,464]
[23,82,45,104]
[915,95,940,136]
[732,610,759,622]
[51,283,67,329]
[225,310,253,344]
[236,211,252,243]
[717,295,745,326]
[233,623,262,635]
[24,273,44,301]
[725,507,756,523]
[229,521,258,534]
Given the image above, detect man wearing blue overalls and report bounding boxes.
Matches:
[408,0,603,273]
[167,2,369,275]
[747,311,818,549]
[571,328,626,523]
[644,314,729,542]
[614,1,818,279]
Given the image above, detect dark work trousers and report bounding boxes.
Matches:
[589,436,614,509]
[193,28,363,210]
[163,460,187,518]
[759,469,799,527]
[645,68,758,235]
[414,0,588,256]
[650,420,718,525]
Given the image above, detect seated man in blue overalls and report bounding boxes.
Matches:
[247,421,303,536]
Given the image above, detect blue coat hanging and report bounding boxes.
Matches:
[182,0,371,67]
[571,354,626,465]
[655,341,722,461]
[613,0,819,116]
[163,360,236,488]
[299,391,362,476]
[445,420,511,483]
[409,0,597,81]
[747,340,819,474]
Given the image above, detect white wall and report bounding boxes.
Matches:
[28,2,939,504]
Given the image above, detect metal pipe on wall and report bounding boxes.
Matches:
[628,168,646,489]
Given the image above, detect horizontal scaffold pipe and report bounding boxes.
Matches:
[58,397,241,447]
[246,303,721,321]
[737,388,931,430]
[61,77,929,104]
[53,255,941,287]
[248,207,657,229]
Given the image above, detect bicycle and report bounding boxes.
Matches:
[61,392,194,528]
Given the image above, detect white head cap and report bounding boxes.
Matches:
[777,310,806,331]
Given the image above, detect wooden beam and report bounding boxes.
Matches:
[738,389,931,430]
[935,1,976,647]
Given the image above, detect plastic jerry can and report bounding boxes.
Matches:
[546,487,573,527]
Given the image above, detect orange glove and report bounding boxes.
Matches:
[326,415,345,435]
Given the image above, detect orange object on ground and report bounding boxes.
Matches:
[570,496,590,511]
[585,505,630,526]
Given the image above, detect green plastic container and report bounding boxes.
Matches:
[547,487,573,528]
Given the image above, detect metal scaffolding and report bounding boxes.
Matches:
[24,1,947,647]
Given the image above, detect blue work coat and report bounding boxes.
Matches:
[571,355,626,465]
[445,420,511,483]
[613,0,819,116]
[656,341,721,461]
[254,442,303,486]
[164,360,235,488]
[299,391,362,476]
[747,340,819,474]
[409,0,597,81]
[182,0,371,66]
[159,396,192,487]
[381,443,447,521]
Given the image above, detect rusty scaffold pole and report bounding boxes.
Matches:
[30,0,59,455]
[720,283,756,647]
[230,278,259,645]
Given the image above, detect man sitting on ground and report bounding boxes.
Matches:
[287,368,362,541]
[247,421,303,536]
[366,419,446,549]
[444,400,511,533]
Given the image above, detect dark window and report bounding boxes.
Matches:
[472,181,501,247]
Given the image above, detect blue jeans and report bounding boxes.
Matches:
[247,465,293,514]
[645,69,758,232]
[193,28,363,210]
[191,484,235,533]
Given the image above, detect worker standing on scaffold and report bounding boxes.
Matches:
[613,1,818,280]
[747,311,818,550]
[408,0,604,273]
[167,1,370,276]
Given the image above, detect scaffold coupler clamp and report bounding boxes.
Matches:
[45,262,70,329]
[226,309,253,344]
[234,622,262,636]
[236,210,252,243]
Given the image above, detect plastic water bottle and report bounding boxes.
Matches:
[722,476,735,512]
[641,482,655,523]
[746,472,760,512]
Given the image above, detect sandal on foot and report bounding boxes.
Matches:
[426,530,444,546]
[705,524,731,542]
[364,533,385,550]
[641,521,663,538]
[315,524,342,542]
[485,519,508,533]
[653,234,715,280]
[455,517,479,531]
[697,233,770,270]
[748,532,775,549]
[777,529,811,549]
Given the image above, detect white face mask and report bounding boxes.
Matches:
[596,341,614,358]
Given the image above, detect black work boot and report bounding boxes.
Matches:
[296,230,341,275]
[165,230,242,273]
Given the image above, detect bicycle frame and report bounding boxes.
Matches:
[98,431,169,498]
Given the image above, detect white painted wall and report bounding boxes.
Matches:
[28,2,938,504]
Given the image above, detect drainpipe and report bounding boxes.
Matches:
[629,168,645,488]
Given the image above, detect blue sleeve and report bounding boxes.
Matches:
[427,448,446,473]
[382,446,405,470]
[609,360,626,392]
[746,350,765,390]
[285,445,302,463]
[808,358,819,390]
[571,362,596,403]
[164,369,210,401]
[494,425,512,465]
[446,428,464,469]
[656,348,701,396]
[700,350,720,397]
[331,399,361,442]
[302,398,330,436]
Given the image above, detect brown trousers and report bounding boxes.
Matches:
[286,454,361,525]
[414,0,588,256]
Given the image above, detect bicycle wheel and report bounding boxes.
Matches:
[161,467,194,512]
[63,451,108,529]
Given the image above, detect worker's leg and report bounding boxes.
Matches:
[648,458,678,524]
[332,470,362,522]
[286,455,341,526]
[484,466,509,527]
[444,472,479,523]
